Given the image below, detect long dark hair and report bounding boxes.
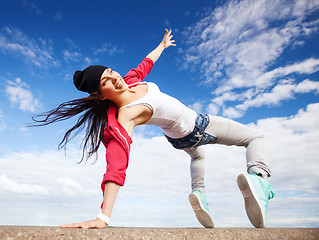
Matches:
[32,92,110,162]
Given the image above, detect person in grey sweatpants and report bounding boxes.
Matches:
[166,113,274,228]
[185,115,271,193]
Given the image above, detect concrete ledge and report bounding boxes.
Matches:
[0,226,318,240]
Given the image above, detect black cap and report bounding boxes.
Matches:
[73,65,108,94]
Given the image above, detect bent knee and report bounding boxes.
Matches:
[184,147,206,161]
[245,132,266,148]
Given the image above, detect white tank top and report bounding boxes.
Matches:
[119,82,197,138]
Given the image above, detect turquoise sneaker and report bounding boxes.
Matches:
[189,190,214,228]
[237,173,275,228]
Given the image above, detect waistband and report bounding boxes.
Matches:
[165,113,210,149]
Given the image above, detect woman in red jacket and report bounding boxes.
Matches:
[34,29,274,229]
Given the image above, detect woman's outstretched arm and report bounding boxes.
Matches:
[60,113,136,229]
[60,182,120,229]
[146,29,176,63]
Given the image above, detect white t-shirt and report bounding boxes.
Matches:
[119,82,197,139]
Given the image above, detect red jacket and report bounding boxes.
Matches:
[101,58,154,194]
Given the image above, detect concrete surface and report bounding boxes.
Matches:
[0,226,318,240]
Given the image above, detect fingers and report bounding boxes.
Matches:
[60,219,107,229]
[165,28,172,36]
[164,29,176,47]
[60,222,92,228]
[60,221,91,229]
[60,222,82,228]
[169,36,176,46]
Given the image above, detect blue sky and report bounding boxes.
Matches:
[0,0,319,228]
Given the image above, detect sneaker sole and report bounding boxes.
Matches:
[237,174,266,228]
[189,193,214,228]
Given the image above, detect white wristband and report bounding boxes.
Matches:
[97,212,111,225]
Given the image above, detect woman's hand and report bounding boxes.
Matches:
[146,29,176,63]
[60,218,107,229]
[161,29,176,49]
[61,182,119,229]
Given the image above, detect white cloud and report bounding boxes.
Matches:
[93,42,124,56]
[187,101,203,113]
[54,12,63,21]
[23,0,42,15]
[0,110,6,131]
[57,177,83,197]
[183,0,319,78]
[274,102,319,133]
[254,103,319,200]
[63,50,81,63]
[251,58,319,91]
[0,147,102,199]
[293,0,319,16]
[181,0,319,118]
[207,103,220,116]
[0,175,49,195]
[57,177,82,189]
[221,106,244,119]
[0,27,57,67]
[271,216,319,226]
[207,57,319,118]
[0,103,318,227]
[84,57,94,65]
[295,79,319,94]
[65,38,79,49]
[0,147,102,226]
[5,78,42,113]
[220,78,319,118]
[237,80,296,109]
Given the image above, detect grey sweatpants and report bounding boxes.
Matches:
[184,115,271,193]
